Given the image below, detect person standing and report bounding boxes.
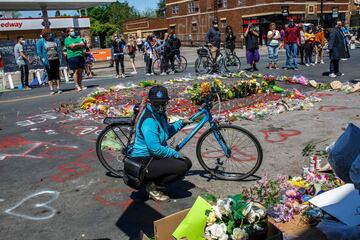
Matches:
[64,28,86,92]
[144,35,154,76]
[171,33,182,59]
[206,19,221,71]
[284,19,301,70]
[14,36,32,90]
[244,23,260,72]
[37,28,63,95]
[159,33,170,75]
[136,37,143,52]
[298,23,306,65]
[267,22,280,69]
[329,20,347,78]
[314,25,325,64]
[111,33,126,78]
[127,35,137,75]
[225,25,236,54]
[304,27,315,66]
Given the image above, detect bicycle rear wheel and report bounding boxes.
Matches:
[175,56,187,73]
[196,125,263,180]
[152,58,162,75]
[224,55,241,73]
[96,124,133,177]
[195,56,212,74]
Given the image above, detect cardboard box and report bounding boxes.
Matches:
[142,209,283,240]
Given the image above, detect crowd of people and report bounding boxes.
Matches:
[12,19,353,95]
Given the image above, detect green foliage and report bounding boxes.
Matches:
[229,194,247,221]
[156,0,166,17]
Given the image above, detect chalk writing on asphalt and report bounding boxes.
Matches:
[4,190,60,221]
[260,129,302,143]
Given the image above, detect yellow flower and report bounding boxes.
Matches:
[207,211,217,226]
[214,78,222,87]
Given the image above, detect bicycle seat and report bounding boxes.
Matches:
[103,117,134,126]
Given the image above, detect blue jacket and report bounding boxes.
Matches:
[129,104,184,159]
[36,37,63,68]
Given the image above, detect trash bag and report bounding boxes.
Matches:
[29,76,39,87]
[350,154,360,191]
[328,123,360,183]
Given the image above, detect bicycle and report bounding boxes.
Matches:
[96,89,263,181]
[152,52,188,75]
[195,45,225,74]
[220,47,241,73]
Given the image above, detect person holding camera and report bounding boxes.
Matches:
[267,22,281,69]
[111,33,126,78]
[128,85,193,201]
[244,23,260,72]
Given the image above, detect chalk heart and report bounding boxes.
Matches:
[319,105,348,112]
[260,129,301,143]
[5,191,60,220]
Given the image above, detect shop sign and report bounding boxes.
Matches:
[243,19,260,25]
[0,17,90,31]
[332,7,339,18]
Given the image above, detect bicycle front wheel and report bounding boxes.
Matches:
[196,125,263,180]
[152,58,162,75]
[96,124,133,177]
[195,56,212,74]
[175,56,187,73]
[224,55,241,73]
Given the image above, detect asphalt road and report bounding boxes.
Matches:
[0,49,359,240]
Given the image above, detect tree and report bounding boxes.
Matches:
[156,0,166,17]
[55,10,61,17]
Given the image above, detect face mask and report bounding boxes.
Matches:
[172,34,176,38]
[214,24,219,29]
[20,40,25,44]
[151,102,167,114]
[70,31,77,37]
[289,22,294,27]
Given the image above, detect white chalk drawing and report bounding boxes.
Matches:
[4,190,60,220]
[74,126,99,136]
[16,113,58,127]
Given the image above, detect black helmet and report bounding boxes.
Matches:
[148,85,170,103]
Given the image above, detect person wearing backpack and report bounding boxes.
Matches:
[127,35,137,75]
[127,85,193,201]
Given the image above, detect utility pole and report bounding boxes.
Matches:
[320,0,324,25]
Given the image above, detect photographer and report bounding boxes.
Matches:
[111,33,126,78]
[267,22,280,69]
[244,23,260,72]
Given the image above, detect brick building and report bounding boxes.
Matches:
[125,0,349,46]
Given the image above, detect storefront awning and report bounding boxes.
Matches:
[0,0,115,10]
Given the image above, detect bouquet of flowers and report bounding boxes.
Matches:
[203,194,267,240]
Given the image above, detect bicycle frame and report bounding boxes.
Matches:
[175,105,231,157]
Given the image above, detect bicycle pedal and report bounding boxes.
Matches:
[216,158,224,165]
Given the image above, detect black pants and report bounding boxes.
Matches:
[299,44,305,64]
[114,55,124,75]
[304,43,313,64]
[146,55,153,74]
[330,60,340,74]
[165,52,175,72]
[19,65,29,87]
[144,157,192,187]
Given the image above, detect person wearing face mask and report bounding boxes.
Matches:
[128,85,193,201]
[244,23,260,72]
[225,25,236,54]
[111,33,126,78]
[14,36,33,90]
[284,19,301,70]
[64,28,86,92]
[329,20,347,78]
[37,28,63,95]
[206,19,221,70]
[304,27,316,66]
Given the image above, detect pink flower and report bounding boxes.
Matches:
[286,189,297,198]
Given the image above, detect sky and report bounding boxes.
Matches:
[17,0,159,18]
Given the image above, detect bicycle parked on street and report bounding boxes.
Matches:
[152,53,188,75]
[96,87,263,181]
[220,47,241,73]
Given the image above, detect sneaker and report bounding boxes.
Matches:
[336,72,345,76]
[150,73,155,76]
[311,63,315,66]
[294,68,299,71]
[81,86,87,90]
[305,64,310,67]
[116,75,120,79]
[320,61,325,64]
[146,182,170,202]
[160,72,167,76]
[131,71,137,75]
[284,66,290,70]
[273,65,279,69]
[329,73,337,78]
[57,90,63,94]
[75,86,82,92]
[24,87,32,91]
[50,91,56,95]
[121,74,126,78]
[146,73,151,76]
[169,71,175,75]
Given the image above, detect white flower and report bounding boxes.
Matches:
[212,205,223,219]
[216,198,233,216]
[206,223,228,239]
[231,228,249,240]
[207,211,218,225]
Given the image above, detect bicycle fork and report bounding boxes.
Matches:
[210,123,231,158]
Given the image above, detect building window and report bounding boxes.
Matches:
[188,1,199,14]
[223,0,228,8]
[221,19,227,28]
[171,4,179,15]
[192,22,198,32]
[237,0,244,6]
